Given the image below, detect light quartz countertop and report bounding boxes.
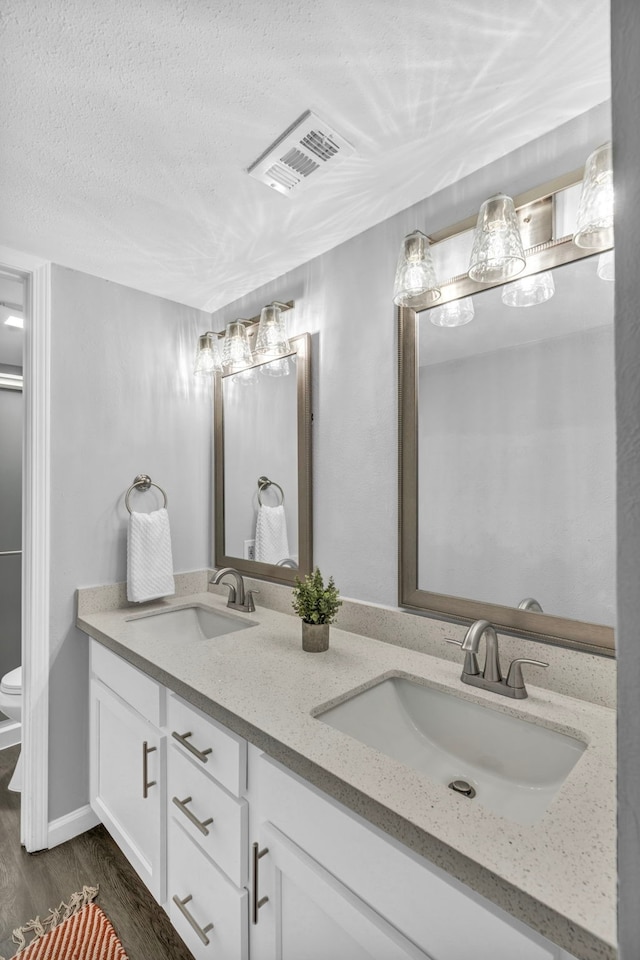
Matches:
[77,590,616,960]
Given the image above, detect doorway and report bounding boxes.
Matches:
[0,273,24,752]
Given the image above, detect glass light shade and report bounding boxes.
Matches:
[597,249,615,282]
[255,303,291,358]
[501,271,555,308]
[429,297,475,327]
[193,332,223,376]
[468,194,526,283]
[222,320,253,371]
[261,356,292,377]
[573,143,614,249]
[234,366,259,386]
[393,230,441,306]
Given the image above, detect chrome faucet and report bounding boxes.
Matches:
[210,567,258,613]
[517,597,544,612]
[447,619,548,699]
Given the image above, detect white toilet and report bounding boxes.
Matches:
[0,665,22,792]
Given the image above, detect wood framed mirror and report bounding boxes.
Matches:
[214,325,312,585]
[399,171,615,655]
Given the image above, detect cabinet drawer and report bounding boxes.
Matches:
[90,639,162,726]
[169,744,248,887]
[167,693,246,796]
[168,822,248,960]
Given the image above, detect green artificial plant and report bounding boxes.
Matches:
[292,567,342,625]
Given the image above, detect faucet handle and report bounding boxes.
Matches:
[445,638,480,677]
[245,589,259,613]
[218,581,237,603]
[505,658,549,692]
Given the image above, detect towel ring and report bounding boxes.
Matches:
[257,475,284,507]
[125,474,168,514]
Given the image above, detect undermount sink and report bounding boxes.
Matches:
[315,676,586,825]
[125,604,256,642]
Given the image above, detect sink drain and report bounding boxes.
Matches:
[448,779,476,799]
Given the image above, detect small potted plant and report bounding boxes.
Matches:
[292,567,342,652]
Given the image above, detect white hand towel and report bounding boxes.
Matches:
[255,504,290,564]
[127,507,176,603]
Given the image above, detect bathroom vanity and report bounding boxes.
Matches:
[78,586,615,960]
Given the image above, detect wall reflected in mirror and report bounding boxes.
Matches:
[223,355,299,566]
[417,254,614,626]
[214,332,312,585]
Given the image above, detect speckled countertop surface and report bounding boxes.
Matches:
[77,591,616,960]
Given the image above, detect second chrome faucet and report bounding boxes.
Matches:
[447,619,548,700]
[210,567,258,613]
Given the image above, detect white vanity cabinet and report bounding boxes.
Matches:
[89,641,165,902]
[247,751,576,960]
[88,640,580,960]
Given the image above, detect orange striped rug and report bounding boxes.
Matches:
[1,887,129,960]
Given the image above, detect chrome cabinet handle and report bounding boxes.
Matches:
[142,741,157,799]
[251,841,269,924]
[172,894,214,945]
[171,730,213,764]
[172,795,214,836]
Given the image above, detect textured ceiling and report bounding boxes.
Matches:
[1,0,611,312]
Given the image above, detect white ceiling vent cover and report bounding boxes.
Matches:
[248,110,355,197]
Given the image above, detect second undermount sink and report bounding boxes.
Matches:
[125,605,256,642]
[315,676,586,825]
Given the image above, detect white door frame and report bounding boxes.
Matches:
[0,245,51,851]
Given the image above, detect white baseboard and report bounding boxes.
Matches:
[0,720,21,750]
[47,803,100,849]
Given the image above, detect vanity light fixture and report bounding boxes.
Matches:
[573,142,614,249]
[429,297,475,327]
[222,319,254,372]
[468,194,526,283]
[194,301,295,378]
[193,332,223,376]
[597,249,615,282]
[255,302,291,359]
[393,230,441,306]
[501,270,555,308]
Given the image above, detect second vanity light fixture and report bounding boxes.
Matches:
[193,301,293,378]
[394,141,614,318]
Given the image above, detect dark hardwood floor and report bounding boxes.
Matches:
[0,745,194,960]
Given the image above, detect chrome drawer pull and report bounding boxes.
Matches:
[251,842,269,924]
[172,730,213,763]
[142,741,157,799]
[172,795,214,836]
[172,894,214,945]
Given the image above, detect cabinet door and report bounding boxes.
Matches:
[90,678,165,901]
[250,822,432,960]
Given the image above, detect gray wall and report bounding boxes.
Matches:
[612,0,640,955]
[210,104,611,608]
[418,326,615,624]
[0,385,22,711]
[223,364,298,559]
[48,266,212,820]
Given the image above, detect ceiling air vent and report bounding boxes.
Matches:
[248,110,355,197]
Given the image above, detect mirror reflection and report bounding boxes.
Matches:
[417,255,614,627]
[223,356,299,566]
[214,332,312,585]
